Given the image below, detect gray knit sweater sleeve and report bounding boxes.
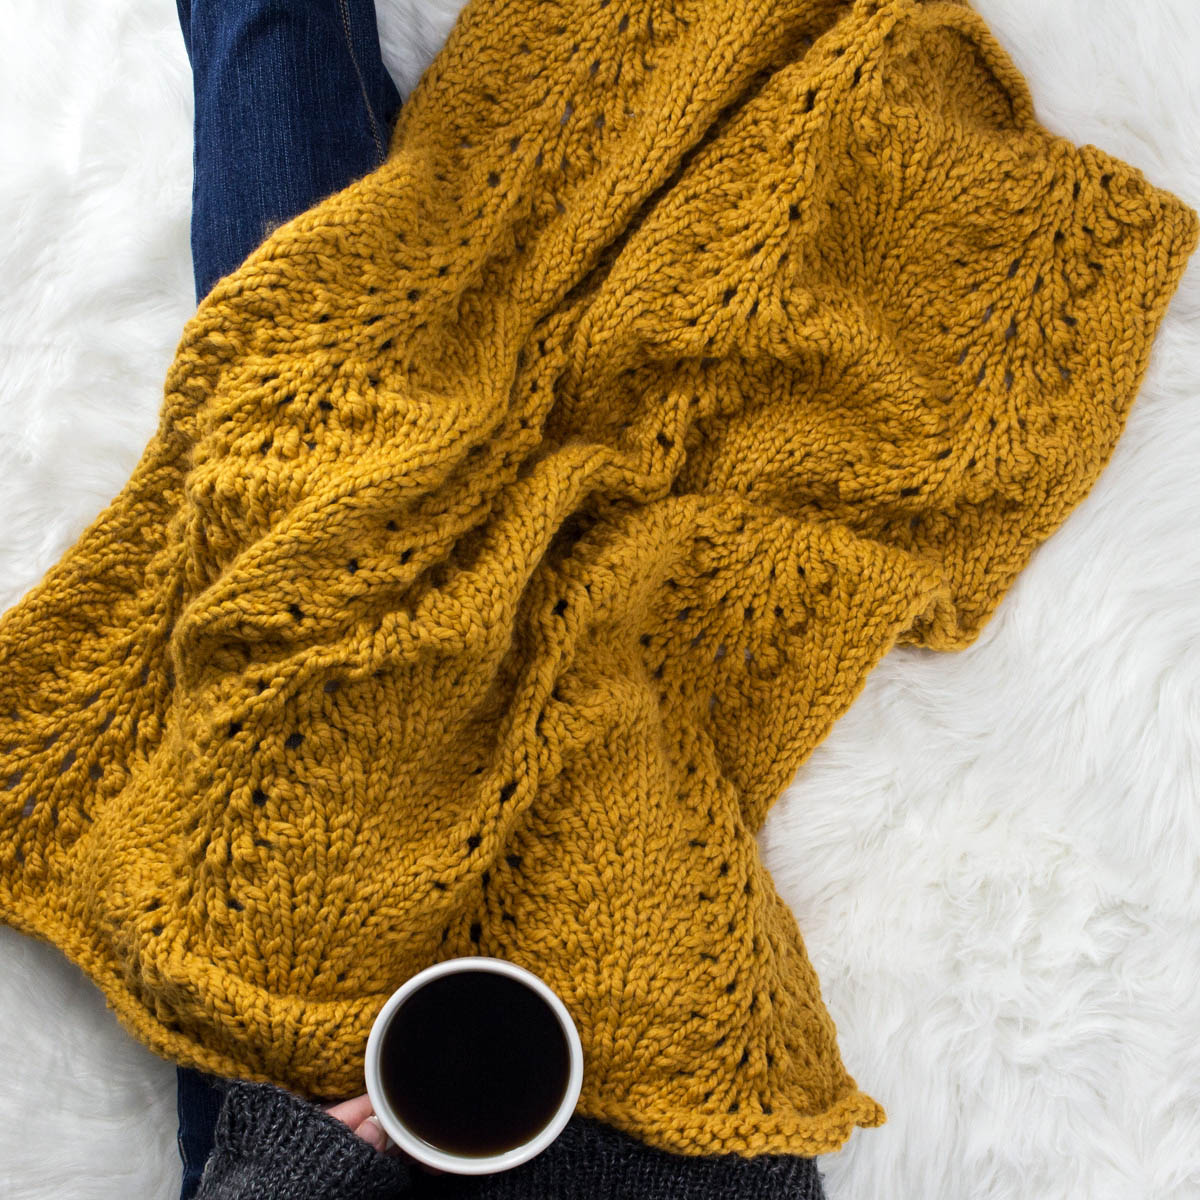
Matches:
[194,1081,827,1199]
[194,1081,413,1200]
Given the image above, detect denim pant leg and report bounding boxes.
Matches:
[176,1067,227,1200]
[176,0,403,302]
[172,1,400,1194]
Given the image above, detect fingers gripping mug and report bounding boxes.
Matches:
[364,957,585,1175]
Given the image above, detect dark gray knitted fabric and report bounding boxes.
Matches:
[194,1081,827,1199]
[194,1081,412,1199]
[411,1109,827,1200]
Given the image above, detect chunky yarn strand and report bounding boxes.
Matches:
[1,0,1194,1159]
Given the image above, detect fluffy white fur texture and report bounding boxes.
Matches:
[0,2,1196,1197]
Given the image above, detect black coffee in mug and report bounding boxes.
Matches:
[379,968,571,1157]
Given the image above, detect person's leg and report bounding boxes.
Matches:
[176,0,402,302]
[173,2,399,1193]
[176,1067,227,1200]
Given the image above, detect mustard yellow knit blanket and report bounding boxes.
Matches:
[0,0,1194,1159]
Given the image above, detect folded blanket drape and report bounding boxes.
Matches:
[1,0,1194,1159]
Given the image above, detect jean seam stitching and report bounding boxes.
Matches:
[336,0,386,164]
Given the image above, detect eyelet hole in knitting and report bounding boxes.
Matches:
[285,733,303,751]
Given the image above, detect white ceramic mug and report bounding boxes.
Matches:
[363,956,584,1175]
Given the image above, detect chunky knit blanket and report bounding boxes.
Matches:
[0,0,1194,1161]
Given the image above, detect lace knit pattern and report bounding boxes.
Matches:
[0,0,1195,1159]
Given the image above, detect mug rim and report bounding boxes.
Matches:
[363,956,584,1175]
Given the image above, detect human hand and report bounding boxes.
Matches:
[323,1093,393,1154]
[322,1093,444,1174]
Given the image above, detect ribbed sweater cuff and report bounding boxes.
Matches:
[194,1081,825,1200]
[414,1115,826,1200]
[195,1081,412,1200]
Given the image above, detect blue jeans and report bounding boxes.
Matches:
[172,1,401,1195]
[176,0,402,301]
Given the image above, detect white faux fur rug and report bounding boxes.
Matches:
[1,2,1197,1197]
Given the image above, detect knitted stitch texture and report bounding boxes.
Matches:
[195,1082,826,1199]
[195,1082,413,1200]
[0,0,1195,1161]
